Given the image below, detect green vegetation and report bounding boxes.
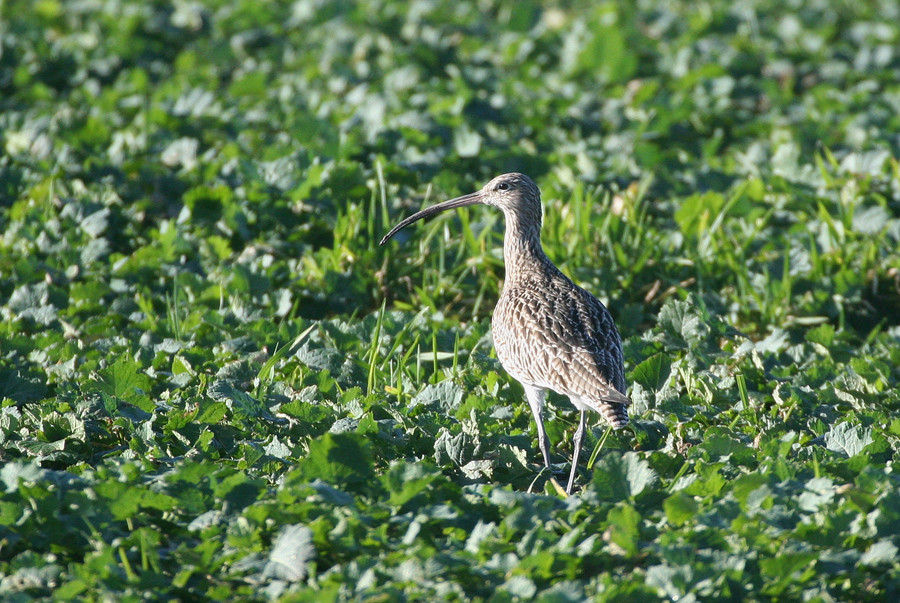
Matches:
[2,0,900,600]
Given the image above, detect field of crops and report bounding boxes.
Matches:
[2,0,900,600]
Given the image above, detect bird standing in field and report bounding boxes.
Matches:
[380,173,630,494]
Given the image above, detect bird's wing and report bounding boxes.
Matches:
[493,272,629,406]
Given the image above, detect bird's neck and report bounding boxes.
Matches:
[502,212,553,283]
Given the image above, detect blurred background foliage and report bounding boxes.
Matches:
[1,0,900,600]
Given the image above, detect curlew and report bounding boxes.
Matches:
[380,173,630,494]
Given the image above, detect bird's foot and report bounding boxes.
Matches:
[526,463,567,494]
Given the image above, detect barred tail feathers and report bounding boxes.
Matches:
[572,393,630,429]
[599,402,629,429]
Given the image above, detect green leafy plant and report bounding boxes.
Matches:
[1,0,899,600]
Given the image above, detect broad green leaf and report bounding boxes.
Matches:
[0,462,46,493]
[851,205,890,235]
[631,353,672,391]
[262,524,315,582]
[208,380,266,420]
[731,473,769,507]
[94,481,178,520]
[797,477,836,513]
[824,421,874,458]
[657,298,710,348]
[0,370,47,403]
[605,503,641,556]
[433,428,478,466]
[502,575,537,599]
[465,520,497,554]
[674,191,725,239]
[289,432,376,495]
[195,400,228,424]
[0,500,21,525]
[759,551,817,592]
[383,461,442,508]
[94,357,154,412]
[453,124,482,158]
[592,452,658,502]
[806,323,835,347]
[410,380,465,412]
[212,472,263,510]
[859,539,899,566]
[663,492,698,526]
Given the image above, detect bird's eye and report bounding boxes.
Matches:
[496,182,510,191]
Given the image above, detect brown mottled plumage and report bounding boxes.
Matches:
[381,173,629,494]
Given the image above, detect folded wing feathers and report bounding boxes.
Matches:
[492,272,630,429]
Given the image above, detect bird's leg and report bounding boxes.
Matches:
[523,385,552,469]
[566,409,587,494]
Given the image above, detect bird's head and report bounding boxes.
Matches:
[379,172,542,245]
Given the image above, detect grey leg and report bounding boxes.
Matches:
[566,409,587,494]
[523,385,551,469]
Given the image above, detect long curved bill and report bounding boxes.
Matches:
[379,191,484,245]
